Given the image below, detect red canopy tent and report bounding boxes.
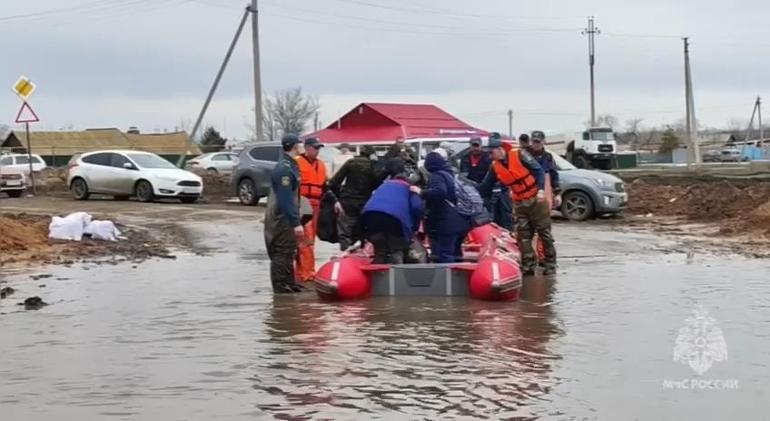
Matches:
[304,103,489,144]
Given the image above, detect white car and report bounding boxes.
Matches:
[0,165,27,198]
[185,152,239,174]
[0,153,48,173]
[67,150,203,203]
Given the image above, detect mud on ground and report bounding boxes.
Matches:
[618,177,770,257]
[0,212,197,268]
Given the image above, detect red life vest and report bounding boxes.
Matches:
[296,154,327,200]
[491,149,538,201]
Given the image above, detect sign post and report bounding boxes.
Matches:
[11,76,39,195]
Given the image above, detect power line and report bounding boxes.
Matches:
[330,0,584,22]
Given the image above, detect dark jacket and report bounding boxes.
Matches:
[421,152,470,235]
[361,179,423,240]
[530,150,560,193]
[265,152,300,228]
[460,152,492,184]
[328,154,380,215]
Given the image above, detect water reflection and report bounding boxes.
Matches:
[256,277,562,419]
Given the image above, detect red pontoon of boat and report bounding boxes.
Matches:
[314,224,522,301]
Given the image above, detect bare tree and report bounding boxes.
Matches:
[0,124,9,140]
[621,117,644,145]
[251,87,320,142]
[584,114,619,129]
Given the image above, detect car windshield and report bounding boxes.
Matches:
[551,153,577,171]
[127,153,177,169]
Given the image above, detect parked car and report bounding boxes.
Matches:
[552,154,627,221]
[185,152,239,174]
[702,150,721,162]
[0,165,26,198]
[719,147,749,162]
[232,142,338,206]
[67,150,203,203]
[0,153,47,173]
[451,145,626,221]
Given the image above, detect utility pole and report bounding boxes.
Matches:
[583,16,599,127]
[758,96,764,142]
[507,109,513,138]
[177,7,250,167]
[683,37,700,165]
[250,0,263,142]
[314,112,319,131]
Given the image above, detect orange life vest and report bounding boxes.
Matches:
[296,154,327,200]
[491,149,538,201]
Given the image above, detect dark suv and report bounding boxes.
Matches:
[231,142,282,205]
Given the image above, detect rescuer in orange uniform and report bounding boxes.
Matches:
[295,137,329,283]
[479,133,554,276]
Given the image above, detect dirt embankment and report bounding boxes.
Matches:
[0,213,189,267]
[625,178,770,239]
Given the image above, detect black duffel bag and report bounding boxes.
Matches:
[316,192,338,243]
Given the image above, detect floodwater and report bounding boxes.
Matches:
[1,221,769,420]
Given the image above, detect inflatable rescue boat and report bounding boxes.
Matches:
[314,224,522,301]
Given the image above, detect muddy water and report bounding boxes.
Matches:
[1,222,769,420]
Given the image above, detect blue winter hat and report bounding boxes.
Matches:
[424,151,448,173]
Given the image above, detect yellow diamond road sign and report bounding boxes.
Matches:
[12,76,36,100]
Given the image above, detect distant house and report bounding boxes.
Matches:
[1,128,200,167]
[126,131,201,157]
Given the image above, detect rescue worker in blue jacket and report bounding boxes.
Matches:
[263,134,305,293]
[360,159,423,264]
[459,137,491,183]
[528,130,562,208]
[418,151,472,263]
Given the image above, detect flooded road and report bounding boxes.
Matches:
[2,221,769,420]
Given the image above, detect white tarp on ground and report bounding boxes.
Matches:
[48,212,123,242]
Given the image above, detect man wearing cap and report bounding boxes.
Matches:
[264,134,305,293]
[476,134,514,230]
[528,131,562,209]
[295,137,329,283]
[480,132,556,275]
[460,137,491,184]
[328,145,381,251]
[332,143,355,176]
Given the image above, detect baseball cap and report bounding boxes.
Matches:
[470,137,482,145]
[531,130,546,141]
[339,143,351,150]
[304,137,324,149]
[281,134,300,149]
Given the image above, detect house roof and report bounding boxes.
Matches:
[2,129,130,153]
[304,102,488,143]
[1,129,199,155]
[126,132,200,155]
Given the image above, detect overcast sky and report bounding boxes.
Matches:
[2,0,770,139]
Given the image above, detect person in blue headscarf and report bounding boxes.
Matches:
[417,151,472,263]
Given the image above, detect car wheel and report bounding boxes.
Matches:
[238,178,259,206]
[70,178,90,200]
[180,197,198,204]
[573,155,590,169]
[7,190,23,198]
[114,195,130,201]
[207,168,218,175]
[135,180,155,202]
[561,191,594,222]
